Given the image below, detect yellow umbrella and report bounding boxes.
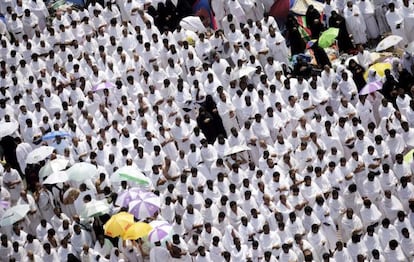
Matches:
[404,149,414,164]
[364,62,391,80]
[122,222,152,240]
[104,212,135,238]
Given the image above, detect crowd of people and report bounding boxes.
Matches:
[0,0,414,261]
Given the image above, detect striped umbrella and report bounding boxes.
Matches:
[128,192,160,220]
[148,221,173,243]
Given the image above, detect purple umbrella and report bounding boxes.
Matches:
[359,81,382,95]
[93,81,115,92]
[128,192,160,219]
[115,188,146,207]
[148,221,173,243]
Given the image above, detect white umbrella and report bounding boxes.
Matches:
[82,200,110,218]
[179,16,207,33]
[230,66,257,81]
[0,204,30,227]
[376,35,403,52]
[0,121,18,139]
[67,162,99,181]
[26,146,55,164]
[43,171,69,184]
[39,159,69,180]
[224,145,251,156]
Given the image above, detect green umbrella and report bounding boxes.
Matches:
[110,166,151,186]
[318,28,339,48]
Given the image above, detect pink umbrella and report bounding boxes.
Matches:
[128,192,160,219]
[359,81,383,95]
[148,221,173,243]
[93,81,115,92]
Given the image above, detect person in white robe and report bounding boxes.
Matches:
[358,0,380,43]
[344,1,367,45]
[386,3,407,47]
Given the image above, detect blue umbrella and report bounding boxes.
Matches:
[42,130,72,140]
[66,0,85,7]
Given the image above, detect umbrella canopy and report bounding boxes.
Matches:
[230,66,257,81]
[26,146,55,164]
[67,162,99,181]
[318,28,339,48]
[93,81,115,92]
[115,188,145,207]
[39,159,69,180]
[110,166,151,186]
[82,200,110,218]
[128,192,161,219]
[0,204,30,227]
[148,221,173,243]
[0,121,18,139]
[42,130,72,140]
[122,222,152,240]
[404,149,414,164]
[359,81,383,95]
[376,35,403,52]
[363,62,391,80]
[104,212,135,238]
[224,145,251,157]
[43,171,69,184]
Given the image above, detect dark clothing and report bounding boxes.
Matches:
[198,96,227,143]
[329,13,354,53]
[348,62,367,91]
[306,7,323,38]
[286,13,307,56]
[311,43,332,68]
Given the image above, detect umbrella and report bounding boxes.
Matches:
[363,62,392,80]
[0,121,18,139]
[39,158,69,180]
[122,222,152,240]
[318,28,339,48]
[110,166,151,186]
[67,162,99,181]
[104,212,135,238]
[83,200,110,218]
[43,170,69,184]
[359,81,383,95]
[148,221,173,243]
[42,130,72,140]
[92,81,115,92]
[376,35,403,52]
[224,145,251,156]
[404,149,414,163]
[179,16,207,33]
[26,146,55,164]
[128,192,161,219]
[230,66,257,81]
[0,204,30,227]
[115,188,145,207]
